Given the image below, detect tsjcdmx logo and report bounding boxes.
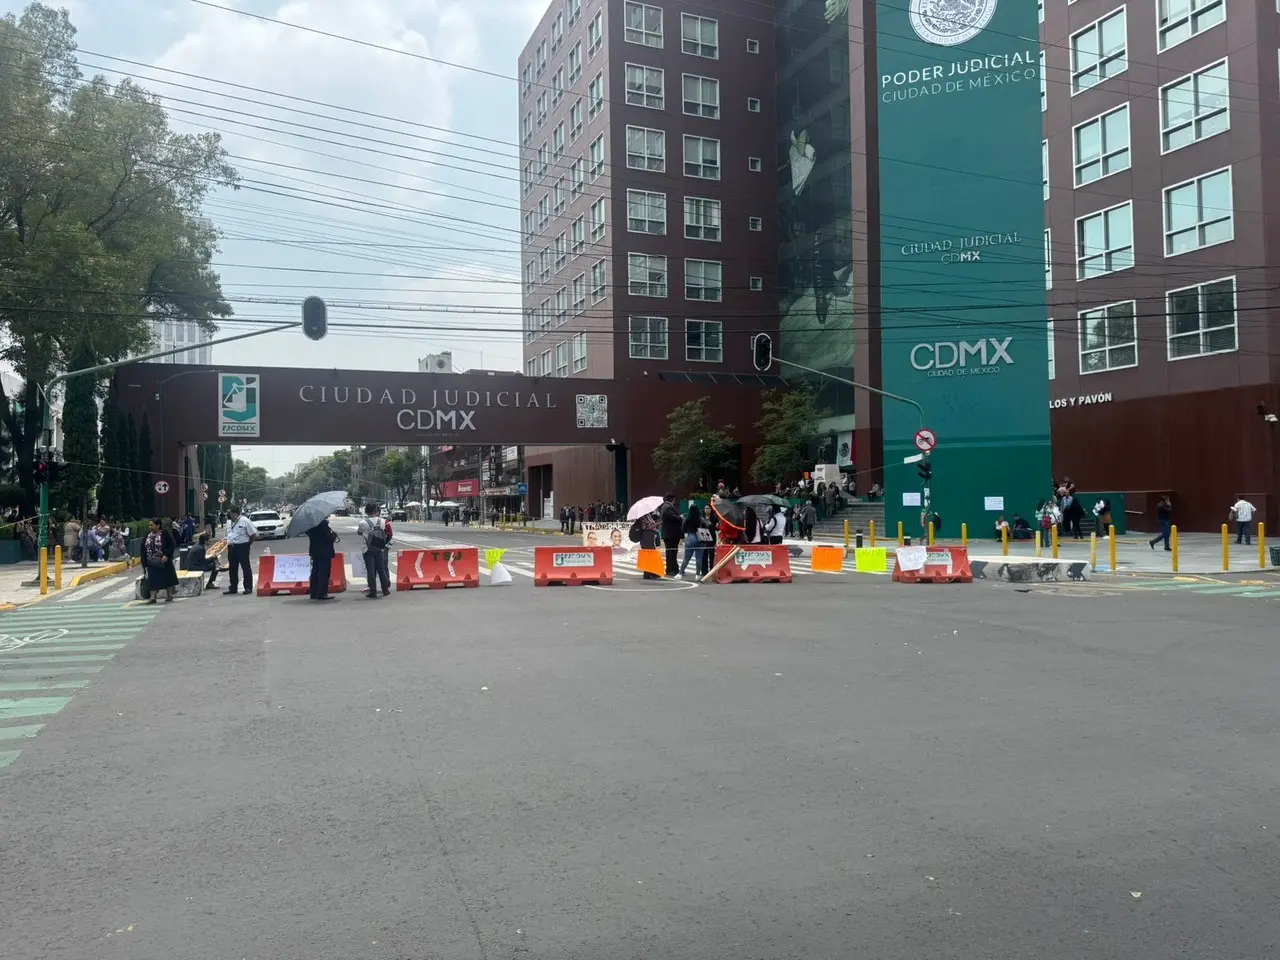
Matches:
[218,373,261,437]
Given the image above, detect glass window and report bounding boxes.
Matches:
[570,157,585,195]
[1071,8,1127,93]
[589,197,607,241]
[749,216,763,231]
[572,332,587,372]
[537,90,548,123]
[1042,140,1049,200]
[627,189,666,235]
[526,358,538,376]
[552,66,564,105]
[567,0,581,25]
[589,134,605,178]
[1164,168,1233,255]
[683,135,721,179]
[625,64,665,109]
[686,320,723,362]
[588,72,605,117]
[1078,301,1138,373]
[1073,104,1130,185]
[587,11,603,56]
[540,349,552,376]
[685,259,723,301]
[571,273,586,310]
[682,74,720,118]
[568,41,582,83]
[552,121,565,157]
[1044,229,1053,290]
[590,259,607,301]
[625,125,666,171]
[1160,60,1228,152]
[628,253,668,297]
[556,341,569,377]
[571,216,585,252]
[1040,49,1046,112]
[1047,320,1055,380]
[569,99,584,140]
[624,1,663,47]
[749,276,763,291]
[1076,203,1134,279]
[629,316,669,359]
[554,232,567,270]
[681,13,719,58]
[1157,0,1224,51]
[554,287,567,322]
[748,156,762,172]
[684,196,721,241]
[747,97,761,112]
[1167,278,1237,359]
[746,39,760,54]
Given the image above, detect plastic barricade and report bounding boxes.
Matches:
[256,553,348,597]
[395,547,480,590]
[713,544,792,584]
[891,545,973,584]
[533,545,613,586]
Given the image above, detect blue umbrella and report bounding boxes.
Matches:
[283,490,347,539]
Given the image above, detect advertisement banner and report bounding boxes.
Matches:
[441,478,479,498]
[876,0,1050,537]
[580,522,635,552]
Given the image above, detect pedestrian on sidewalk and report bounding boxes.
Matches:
[799,500,817,541]
[1149,496,1173,551]
[358,503,391,598]
[306,517,338,601]
[223,505,256,596]
[630,512,661,579]
[1230,497,1256,544]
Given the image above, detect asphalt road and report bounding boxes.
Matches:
[2,544,1278,959]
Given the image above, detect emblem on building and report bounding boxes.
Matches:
[908,0,998,47]
[218,372,261,437]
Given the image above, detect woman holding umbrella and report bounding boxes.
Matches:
[306,518,339,601]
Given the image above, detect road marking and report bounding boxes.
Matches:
[0,680,91,692]
[0,665,105,677]
[0,750,21,769]
[1,643,128,654]
[0,697,72,720]
[0,724,44,740]
[53,578,128,602]
[0,654,116,664]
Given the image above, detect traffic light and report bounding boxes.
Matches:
[33,458,48,484]
[752,333,773,371]
[917,457,932,482]
[302,296,328,341]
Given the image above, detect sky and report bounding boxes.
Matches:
[3,0,548,473]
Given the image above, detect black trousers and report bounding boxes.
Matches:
[228,542,252,592]
[364,549,390,595]
[662,534,679,575]
[309,554,330,598]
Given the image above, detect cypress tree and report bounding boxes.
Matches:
[121,412,138,519]
[137,414,155,518]
[55,341,101,518]
[97,398,121,519]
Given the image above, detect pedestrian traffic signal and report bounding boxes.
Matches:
[752,333,773,371]
[33,458,48,484]
[917,457,932,482]
[47,459,62,485]
[302,296,328,341]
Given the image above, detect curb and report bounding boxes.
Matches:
[69,560,132,588]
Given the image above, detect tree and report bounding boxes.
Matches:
[97,395,121,519]
[136,414,154,517]
[231,458,268,503]
[54,339,100,517]
[652,398,735,493]
[750,389,827,487]
[377,450,425,506]
[0,4,238,506]
[120,411,138,518]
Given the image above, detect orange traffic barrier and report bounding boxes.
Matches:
[395,547,480,590]
[533,545,613,586]
[713,544,792,584]
[256,553,349,597]
[635,549,665,577]
[891,545,973,584]
[810,545,845,573]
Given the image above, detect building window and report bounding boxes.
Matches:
[747,97,761,112]
[1040,50,1046,112]
[1078,300,1138,373]
[1075,202,1133,279]
[569,99,584,140]
[570,157,584,195]
[537,194,550,227]
[627,188,666,235]
[1164,167,1232,255]
[682,74,720,118]
[1047,320,1055,380]
[537,141,548,176]
[625,125,666,171]
[572,273,585,310]
[624,1,663,47]
[1038,0,1044,22]
[520,111,532,144]
[683,135,721,179]
[521,63,533,97]
[1073,104,1130,186]
[526,358,538,376]
[568,41,582,83]
[681,13,718,58]
[524,309,535,344]
[572,331,587,372]
[568,0,581,26]
[554,287,567,323]
[538,298,550,330]
[523,259,535,292]
[587,11,603,57]
[684,196,721,241]
[1044,228,1053,289]
[589,134,605,179]
[554,232,567,270]
[1157,0,1224,51]
[749,276,763,291]
[748,156,762,172]
[556,341,569,378]
[628,253,668,297]
[1160,60,1228,153]
[589,197,607,241]
[552,66,564,106]
[1167,277,1236,359]
[522,212,534,242]
[588,72,605,117]
[746,38,759,54]
[1042,140,1049,200]
[686,320,723,362]
[571,216,585,253]
[541,349,553,377]
[537,90,548,124]
[536,40,547,75]
[685,259,722,301]
[1071,7,1127,94]
[629,315,668,359]
[590,259,607,302]
[749,216,763,231]
[551,13,563,49]
[552,121,565,158]
[625,64,665,109]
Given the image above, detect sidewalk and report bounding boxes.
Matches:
[0,558,132,608]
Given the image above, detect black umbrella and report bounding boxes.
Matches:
[710,496,745,533]
[738,494,789,512]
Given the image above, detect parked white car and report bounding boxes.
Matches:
[249,509,286,539]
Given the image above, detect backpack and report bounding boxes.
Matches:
[367,518,388,549]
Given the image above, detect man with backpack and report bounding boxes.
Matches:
[358,503,392,598]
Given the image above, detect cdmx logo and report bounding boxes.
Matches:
[218,372,261,436]
[911,337,1013,377]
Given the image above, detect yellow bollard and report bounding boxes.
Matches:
[1001,525,1008,557]
[1050,525,1059,559]
[1171,525,1179,573]
[844,519,850,549]
[869,520,876,547]
[927,521,935,546]
[897,520,904,546]
[1221,523,1229,572]
[1035,530,1042,558]
[1259,522,1266,570]
[1089,532,1098,570]
[961,522,968,548]
[54,545,62,590]
[39,546,48,595]
[1108,524,1116,572]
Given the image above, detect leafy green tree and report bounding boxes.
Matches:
[231,458,268,503]
[0,4,238,505]
[377,450,425,506]
[136,414,154,517]
[120,411,138,518]
[749,389,826,487]
[652,398,735,494]
[54,339,100,517]
[97,395,121,518]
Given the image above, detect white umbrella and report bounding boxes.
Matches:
[627,496,665,521]
[404,500,424,507]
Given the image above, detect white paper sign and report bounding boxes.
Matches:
[984,496,1005,511]
[896,546,927,572]
[350,552,367,579]
[272,554,311,582]
[902,492,922,507]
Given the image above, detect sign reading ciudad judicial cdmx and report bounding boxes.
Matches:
[877,0,1050,535]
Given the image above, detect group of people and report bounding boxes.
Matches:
[559,501,628,534]
[629,495,717,580]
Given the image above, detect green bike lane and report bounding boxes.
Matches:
[0,603,162,770]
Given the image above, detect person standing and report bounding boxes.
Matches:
[677,502,704,579]
[358,503,391,598]
[660,493,683,578]
[223,505,256,596]
[799,500,817,541]
[306,517,338,601]
[142,518,179,604]
[1149,496,1173,551]
[1231,497,1256,544]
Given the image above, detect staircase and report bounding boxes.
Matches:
[812,500,886,540]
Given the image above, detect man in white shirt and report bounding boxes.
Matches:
[1231,498,1256,545]
[224,505,257,595]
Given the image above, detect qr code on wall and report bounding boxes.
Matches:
[576,394,608,429]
